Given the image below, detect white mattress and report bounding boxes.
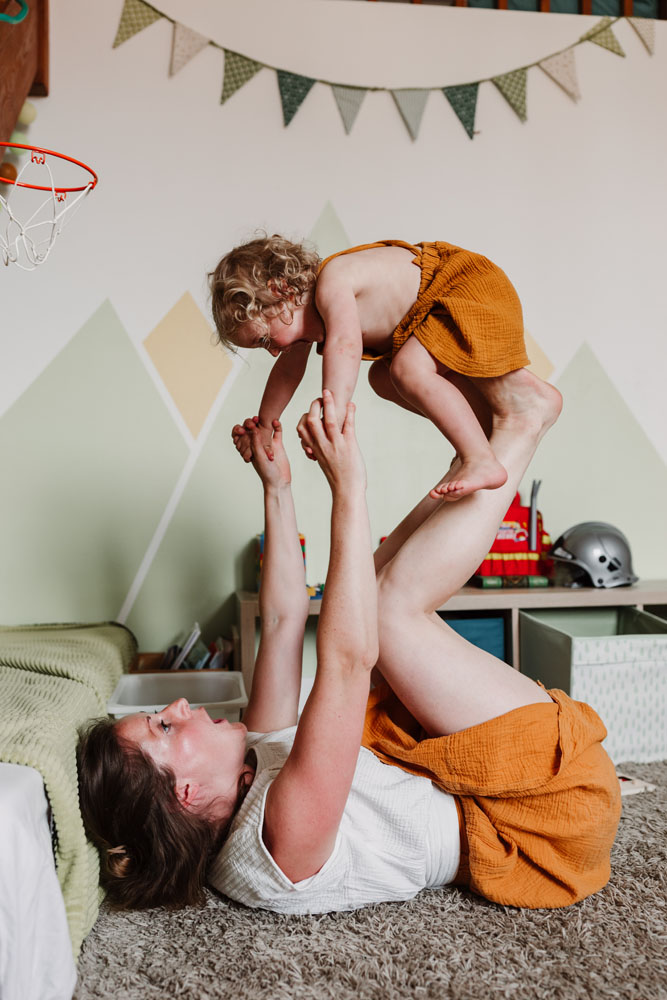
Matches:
[0,763,77,1000]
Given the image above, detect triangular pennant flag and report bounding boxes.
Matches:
[170,23,209,76]
[221,51,263,104]
[391,89,430,141]
[628,17,655,55]
[331,85,366,135]
[442,84,479,139]
[113,0,162,49]
[277,71,317,126]
[538,49,581,102]
[580,18,625,57]
[492,69,527,122]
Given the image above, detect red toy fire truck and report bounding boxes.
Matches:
[472,480,553,588]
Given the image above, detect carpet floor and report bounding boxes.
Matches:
[74,761,666,1000]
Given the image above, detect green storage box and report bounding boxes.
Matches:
[519,607,667,764]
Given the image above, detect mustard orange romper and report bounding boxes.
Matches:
[362,683,622,909]
[318,240,530,377]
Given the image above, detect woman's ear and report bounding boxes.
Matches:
[175,780,201,809]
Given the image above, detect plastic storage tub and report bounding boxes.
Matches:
[107,671,248,721]
[519,607,667,763]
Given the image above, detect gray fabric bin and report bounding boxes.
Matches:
[519,607,667,764]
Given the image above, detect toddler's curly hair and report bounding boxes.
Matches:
[209,234,321,350]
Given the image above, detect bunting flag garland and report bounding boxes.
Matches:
[111,1,653,141]
[113,0,162,48]
[170,23,209,76]
[221,52,263,104]
[492,69,527,122]
[443,84,479,140]
[277,71,317,126]
[391,89,430,141]
[538,49,581,102]
[628,17,655,55]
[580,17,626,57]
[331,85,367,135]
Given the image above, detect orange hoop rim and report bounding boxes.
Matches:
[0,142,99,193]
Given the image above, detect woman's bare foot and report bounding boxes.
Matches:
[429,453,508,501]
[472,368,563,443]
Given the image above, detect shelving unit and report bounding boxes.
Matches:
[236,580,667,691]
[0,0,49,145]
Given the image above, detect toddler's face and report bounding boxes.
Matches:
[235,302,316,358]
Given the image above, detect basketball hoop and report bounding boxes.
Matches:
[0,142,98,270]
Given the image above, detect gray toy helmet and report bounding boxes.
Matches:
[550,522,638,588]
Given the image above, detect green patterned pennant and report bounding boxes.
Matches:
[391,89,430,141]
[539,50,581,102]
[112,0,162,49]
[580,18,625,57]
[221,51,263,104]
[492,68,527,123]
[277,70,317,126]
[628,17,655,55]
[331,85,366,135]
[442,84,479,140]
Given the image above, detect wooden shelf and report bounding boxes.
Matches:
[0,0,49,145]
[128,652,228,674]
[236,580,667,689]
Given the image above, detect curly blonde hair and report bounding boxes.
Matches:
[209,234,321,350]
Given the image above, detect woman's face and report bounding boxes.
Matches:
[115,698,250,818]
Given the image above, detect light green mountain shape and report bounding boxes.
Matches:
[523,342,667,580]
[0,300,188,626]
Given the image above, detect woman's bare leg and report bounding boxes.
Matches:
[375,380,562,736]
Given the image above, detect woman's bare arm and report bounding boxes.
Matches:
[262,391,378,882]
[237,419,309,734]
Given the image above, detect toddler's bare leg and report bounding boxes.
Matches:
[390,338,507,501]
[375,382,562,736]
[369,359,492,435]
[368,358,422,415]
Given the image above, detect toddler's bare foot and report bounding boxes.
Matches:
[429,453,507,501]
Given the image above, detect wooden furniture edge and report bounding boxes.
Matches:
[237,580,667,682]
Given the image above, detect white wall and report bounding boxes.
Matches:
[2,0,666,653]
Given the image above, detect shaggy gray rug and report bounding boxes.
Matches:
[74,762,666,1000]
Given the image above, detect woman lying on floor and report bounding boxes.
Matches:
[78,386,621,914]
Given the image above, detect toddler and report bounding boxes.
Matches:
[210,234,553,500]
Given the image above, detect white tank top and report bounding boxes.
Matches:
[209,727,460,913]
[425,784,461,888]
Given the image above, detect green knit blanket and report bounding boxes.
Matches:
[0,622,137,958]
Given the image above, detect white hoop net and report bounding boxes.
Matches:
[0,150,95,270]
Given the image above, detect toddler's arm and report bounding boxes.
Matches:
[258,343,311,426]
[315,277,364,429]
[236,343,312,462]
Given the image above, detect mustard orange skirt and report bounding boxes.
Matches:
[319,240,530,377]
[362,683,621,908]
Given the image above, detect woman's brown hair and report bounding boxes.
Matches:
[77,717,227,910]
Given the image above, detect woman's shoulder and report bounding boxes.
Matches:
[245,725,296,772]
[246,724,297,747]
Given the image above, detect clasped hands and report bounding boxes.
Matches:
[231,390,365,492]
